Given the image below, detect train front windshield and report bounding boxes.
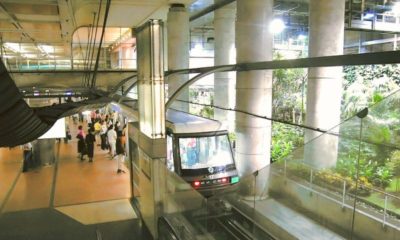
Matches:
[178,134,234,170]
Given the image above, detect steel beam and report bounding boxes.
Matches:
[166,50,400,76]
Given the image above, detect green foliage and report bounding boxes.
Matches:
[335,156,393,190]
[228,132,236,142]
[271,123,303,162]
[373,165,393,189]
[342,65,400,119]
[388,151,400,177]
[273,52,306,124]
[189,89,199,99]
[286,162,372,196]
[387,151,400,192]
[199,106,214,118]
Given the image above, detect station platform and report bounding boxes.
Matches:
[0,119,151,240]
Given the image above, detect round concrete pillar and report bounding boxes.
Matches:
[235,0,273,177]
[167,4,189,111]
[214,2,236,127]
[305,0,346,168]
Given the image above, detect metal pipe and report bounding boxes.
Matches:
[383,194,388,227]
[342,180,346,208]
[189,0,235,22]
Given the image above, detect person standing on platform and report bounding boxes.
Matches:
[90,111,96,124]
[107,125,117,158]
[77,126,87,161]
[22,142,33,172]
[94,120,101,144]
[116,131,126,173]
[100,120,108,150]
[85,129,96,162]
[86,113,92,128]
[77,125,85,138]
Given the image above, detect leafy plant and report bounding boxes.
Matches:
[271,123,304,162]
[273,52,306,124]
[199,106,214,118]
[387,151,400,192]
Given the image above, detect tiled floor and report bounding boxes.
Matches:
[0,147,22,209]
[55,199,137,225]
[0,120,131,212]
[0,118,145,239]
[0,208,151,240]
[3,165,54,212]
[54,139,131,207]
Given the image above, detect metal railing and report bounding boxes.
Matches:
[280,158,400,228]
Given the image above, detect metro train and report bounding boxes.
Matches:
[165,109,239,196]
[115,100,239,196]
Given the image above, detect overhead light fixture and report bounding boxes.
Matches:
[23,54,37,58]
[39,45,54,54]
[270,18,286,34]
[4,43,20,52]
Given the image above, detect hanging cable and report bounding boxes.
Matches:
[90,0,112,89]
[67,0,85,71]
[173,99,400,150]
[86,0,103,87]
[174,98,325,133]
[83,12,97,87]
[81,16,95,87]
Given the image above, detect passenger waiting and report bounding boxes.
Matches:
[85,129,96,162]
[115,131,126,174]
[22,142,33,172]
[107,125,117,157]
[77,126,87,161]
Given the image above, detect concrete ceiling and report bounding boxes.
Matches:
[0,0,197,92]
[0,0,196,61]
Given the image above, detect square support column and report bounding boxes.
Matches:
[135,19,166,238]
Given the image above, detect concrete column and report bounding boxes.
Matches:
[167,4,189,112]
[136,20,166,239]
[305,0,345,168]
[235,0,273,177]
[214,2,236,127]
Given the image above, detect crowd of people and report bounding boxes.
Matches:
[74,110,127,174]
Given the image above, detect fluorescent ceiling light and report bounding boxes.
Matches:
[23,54,38,58]
[4,43,21,52]
[39,45,54,54]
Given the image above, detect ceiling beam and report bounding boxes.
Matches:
[0,0,58,5]
[0,18,60,24]
[0,2,35,42]
[57,0,74,42]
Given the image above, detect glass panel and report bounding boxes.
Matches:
[178,135,233,169]
[167,134,174,172]
[352,90,400,239]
